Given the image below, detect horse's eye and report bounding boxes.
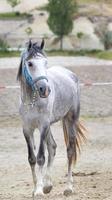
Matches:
[28,61,33,67]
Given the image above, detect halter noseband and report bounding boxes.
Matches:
[22,60,48,91]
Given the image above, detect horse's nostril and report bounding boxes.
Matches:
[39,86,46,94]
[40,87,43,92]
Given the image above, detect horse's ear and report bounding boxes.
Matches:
[40,39,45,50]
[28,39,32,51]
[17,59,22,81]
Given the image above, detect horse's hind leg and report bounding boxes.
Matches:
[63,113,77,196]
[43,129,57,194]
[23,128,37,196]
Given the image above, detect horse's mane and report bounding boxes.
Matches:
[17,40,45,81]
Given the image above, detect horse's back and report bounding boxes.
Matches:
[48,66,79,84]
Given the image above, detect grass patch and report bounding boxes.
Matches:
[46,49,83,56]
[96,51,112,60]
[0,51,20,58]
[0,12,32,20]
[0,49,112,60]
[46,49,112,60]
[84,50,112,60]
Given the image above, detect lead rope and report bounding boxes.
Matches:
[21,81,39,109]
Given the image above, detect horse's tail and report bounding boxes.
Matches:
[63,120,87,164]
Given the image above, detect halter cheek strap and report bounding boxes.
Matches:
[33,76,48,84]
[22,62,48,91]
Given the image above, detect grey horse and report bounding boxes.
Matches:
[17,40,86,198]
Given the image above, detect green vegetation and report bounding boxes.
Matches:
[0,49,111,60]
[7,0,20,7]
[47,0,77,50]
[103,31,112,50]
[95,22,112,50]
[93,50,112,60]
[47,49,112,60]
[0,12,32,20]
[7,0,20,12]
[77,32,84,39]
[0,51,20,58]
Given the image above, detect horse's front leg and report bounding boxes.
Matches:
[23,128,37,195]
[34,124,50,196]
[43,129,57,194]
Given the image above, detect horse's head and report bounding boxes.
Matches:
[17,39,51,98]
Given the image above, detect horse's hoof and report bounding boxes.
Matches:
[63,188,73,196]
[32,188,44,198]
[43,185,53,194]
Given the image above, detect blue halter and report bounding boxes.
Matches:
[22,61,48,91]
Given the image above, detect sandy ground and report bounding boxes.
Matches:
[0,118,112,200]
[0,56,112,200]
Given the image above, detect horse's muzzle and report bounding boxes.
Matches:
[38,84,51,98]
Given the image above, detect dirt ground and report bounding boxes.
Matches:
[0,117,112,200]
[0,57,112,200]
